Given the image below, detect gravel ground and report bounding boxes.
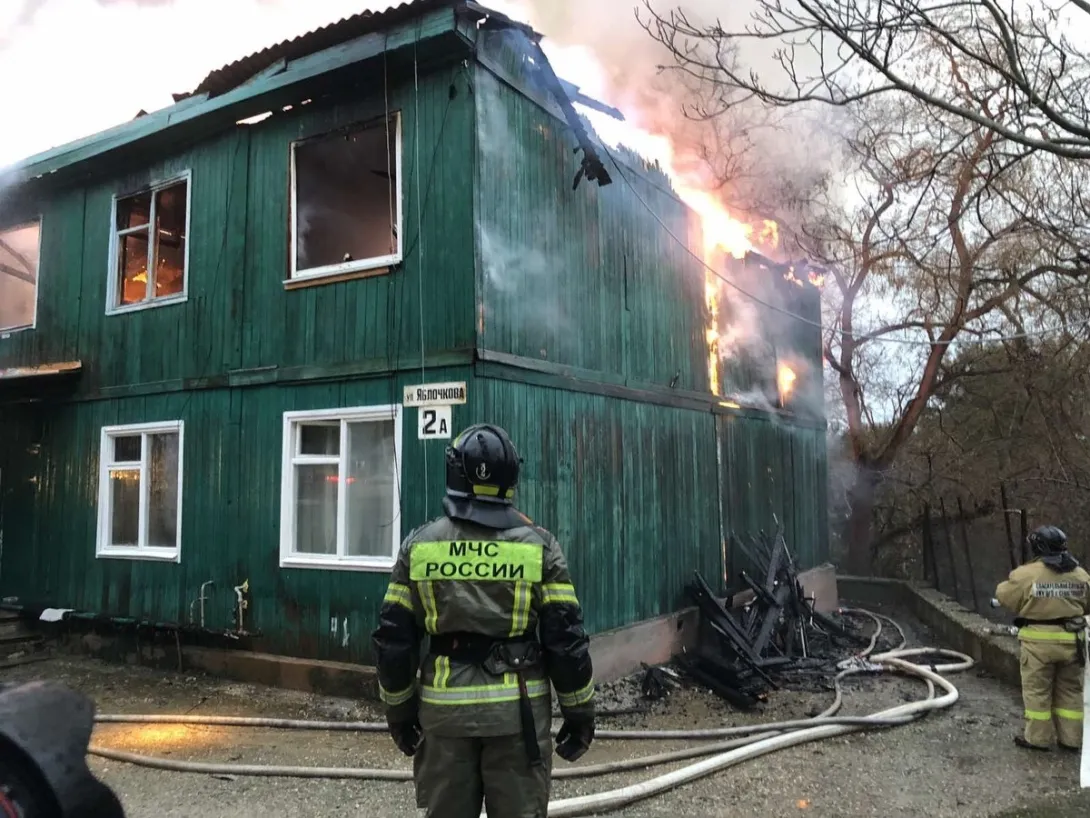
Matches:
[1,609,1085,817]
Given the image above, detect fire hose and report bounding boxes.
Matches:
[86,611,973,816]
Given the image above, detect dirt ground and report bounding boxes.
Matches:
[2,611,1087,817]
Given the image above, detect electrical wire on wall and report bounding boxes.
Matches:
[380,43,461,533]
[381,37,406,535]
[413,31,430,501]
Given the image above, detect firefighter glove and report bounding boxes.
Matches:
[386,714,423,757]
[555,715,595,763]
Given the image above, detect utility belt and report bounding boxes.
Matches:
[429,631,545,767]
[1015,617,1088,666]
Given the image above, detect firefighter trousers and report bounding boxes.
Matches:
[1019,638,1084,748]
[412,725,553,818]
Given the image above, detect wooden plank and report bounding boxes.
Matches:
[34,351,475,402]
[0,361,82,379]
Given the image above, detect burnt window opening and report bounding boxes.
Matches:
[0,220,42,334]
[110,174,189,311]
[290,112,402,280]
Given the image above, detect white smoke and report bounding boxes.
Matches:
[475,82,570,337]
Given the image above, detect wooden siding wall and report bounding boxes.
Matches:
[0,372,469,662]
[472,31,710,394]
[718,413,830,579]
[470,378,722,633]
[470,377,829,634]
[0,64,476,392]
[0,373,828,661]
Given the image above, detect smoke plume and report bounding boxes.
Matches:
[475,88,571,339]
[497,0,837,224]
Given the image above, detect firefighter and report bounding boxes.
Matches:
[995,525,1090,751]
[370,423,596,818]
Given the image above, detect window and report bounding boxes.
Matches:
[96,422,184,562]
[0,220,41,334]
[280,406,402,570]
[289,113,402,282]
[108,173,190,312]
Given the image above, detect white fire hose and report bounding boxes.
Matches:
[87,611,975,816]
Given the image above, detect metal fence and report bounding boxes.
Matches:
[919,485,1029,618]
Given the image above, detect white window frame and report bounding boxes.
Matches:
[96,421,185,563]
[106,170,192,316]
[287,112,404,284]
[279,405,403,572]
[0,217,43,337]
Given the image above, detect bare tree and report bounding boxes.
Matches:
[793,37,1088,571]
[863,332,1090,580]
[642,0,1090,160]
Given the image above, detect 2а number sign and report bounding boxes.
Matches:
[418,406,452,440]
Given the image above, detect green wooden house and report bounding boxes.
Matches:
[0,0,828,664]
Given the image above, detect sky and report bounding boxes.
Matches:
[0,0,416,167]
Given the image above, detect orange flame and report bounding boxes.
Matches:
[760,220,780,248]
[777,363,798,405]
[705,278,721,395]
[539,44,780,396]
[808,271,826,288]
[784,268,805,288]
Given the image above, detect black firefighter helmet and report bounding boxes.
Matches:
[443,424,529,530]
[1028,525,1068,557]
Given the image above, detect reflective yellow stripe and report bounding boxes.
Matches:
[420,581,439,634]
[557,680,596,708]
[421,678,550,705]
[510,580,531,637]
[434,656,451,689]
[1019,627,1077,643]
[380,683,416,707]
[471,485,516,499]
[1025,709,1052,721]
[1055,708,1084,721]
[383,583,413,612]
[542,583,579,606]
[409,541,543,583]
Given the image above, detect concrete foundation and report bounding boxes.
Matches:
[33,562,841,697]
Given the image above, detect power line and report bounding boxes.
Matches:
[413,40,429,494]
[599,142,1090,349]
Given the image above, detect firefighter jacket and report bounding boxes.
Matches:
[995,557,1090,644]
[371,514,596,738]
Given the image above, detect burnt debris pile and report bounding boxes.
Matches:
[649,529,879,710]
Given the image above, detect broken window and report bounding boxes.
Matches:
[110,174,189,311]
[97,421,184,562]
[0,220,41,333]
[290,113,402,280]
